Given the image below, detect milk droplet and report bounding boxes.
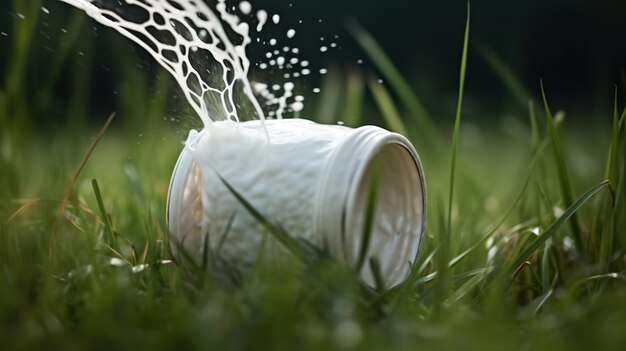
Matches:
[272,14,280,24]
[295,95,304,102]
[290,57,299,64]
[16,13,25,19]
[313,88,320,93]
[286,29,296,38]
[292,48,300,54]
[300,60,309,67]
[256,10,268,31]
[276,57,285,65]
[291,101,304,112]
[109,258,125,266]
[238,1,252,15]
[357,59,363,64]
[319,68,327,74]
[320,46,328,52]
[269,38,277,45]
[41,7,50,14]
[301,69,310,75]
[330,42,337,48]
[272,84,281,90]
[132,264,149,274]
[259,63,268,69]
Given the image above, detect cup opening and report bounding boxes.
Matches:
[345,142,425,288]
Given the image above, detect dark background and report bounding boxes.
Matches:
[1,0,625,125]
[254,0,626,119]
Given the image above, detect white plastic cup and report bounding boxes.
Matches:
[167,119,426,288]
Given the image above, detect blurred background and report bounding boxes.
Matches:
[0,0,625,133]
[2,3,626,349]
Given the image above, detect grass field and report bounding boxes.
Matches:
[2,1,626,350]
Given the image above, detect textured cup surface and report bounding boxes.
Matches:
[168,119,425,288]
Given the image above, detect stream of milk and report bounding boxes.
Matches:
[58,0,303,125]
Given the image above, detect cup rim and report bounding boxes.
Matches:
[313,125,427,288]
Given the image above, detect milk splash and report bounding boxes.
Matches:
[58,0,300,125]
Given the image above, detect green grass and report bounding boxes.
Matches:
[2,2,626,350]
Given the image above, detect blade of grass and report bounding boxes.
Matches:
[341,68,365,127]
[215,212,236,256]
[41,12,86,100]
[368,258,385,293]
[445,2,470,268]
[448,140,548,268]
[569,273,626,299]
[368,75,408,135]
[217,174,316,265]
[356,160,380,272]
[140,240,150,265]
[68,36,94,133]
[533,279,556,314]
[435,197,451,308]
[315,66,343,124]
[606,88,621,189]
[540,241,551,292]
[91,179,116,246]
[448,266,494,302]
[621,104,626,232]
[478,44,531,107]
[434,2,470,309]
[540,81,584,254]
[2,0,42,128]
[49,112,116,261]
[507,180,610,279]
[529,100,541,152]
[599,90,622,271]
[201,232,211,274]
[253,228,270,273]
[346,19,441,147]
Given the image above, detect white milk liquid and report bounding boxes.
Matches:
[58,0,303,124]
